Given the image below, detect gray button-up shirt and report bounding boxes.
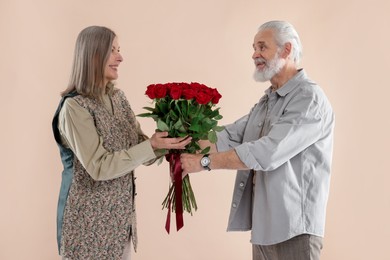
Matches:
[216,70,335,245]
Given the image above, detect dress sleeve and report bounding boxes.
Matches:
[58,98,157,181]
[134,119,166,165]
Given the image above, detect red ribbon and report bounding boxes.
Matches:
[165,153,184,234]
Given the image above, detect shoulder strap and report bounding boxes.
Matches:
[52,92,79,145]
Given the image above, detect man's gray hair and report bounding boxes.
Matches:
[259,21,303,64]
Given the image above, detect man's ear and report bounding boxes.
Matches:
[280,42,292,59]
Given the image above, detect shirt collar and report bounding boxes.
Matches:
[265,69,307,97]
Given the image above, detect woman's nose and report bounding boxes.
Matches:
[117,52,123,62]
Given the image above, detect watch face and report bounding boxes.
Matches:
[201,156,210,167]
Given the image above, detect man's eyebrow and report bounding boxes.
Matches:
[253,41,266,47]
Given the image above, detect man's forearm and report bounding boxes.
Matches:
[199,140,217,153]
[180,148,248,175]
[209,149,248,170]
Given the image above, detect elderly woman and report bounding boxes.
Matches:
[52,25,191,260]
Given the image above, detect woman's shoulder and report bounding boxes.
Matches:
[111,87,125,96]
[111,87,130,103]
[62,97,88,114]
[69,94,100,112]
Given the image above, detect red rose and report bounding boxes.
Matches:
[190,82,199,87]
[154,84,168,98]
[190,82,203,91]
[211,89,222,104]
[182,87,197,100]
[204,86,214,96]
[145,84,156,99]
[170,84,182,100]
[196,91,212,104]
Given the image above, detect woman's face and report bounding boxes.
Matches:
[104,37,123,84]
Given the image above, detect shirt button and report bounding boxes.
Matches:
[232,203,237,208]
[239,182,244,188]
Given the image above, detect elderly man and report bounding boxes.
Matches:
[180,21,335,260]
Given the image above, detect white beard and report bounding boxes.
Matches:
[253,52,286,82]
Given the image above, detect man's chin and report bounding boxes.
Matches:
[253,71,268,82]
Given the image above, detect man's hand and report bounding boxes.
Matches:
[180,153,204,176]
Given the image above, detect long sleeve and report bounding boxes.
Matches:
[216,102,260,152]
[235,89,328,171]
[58,98,157,181]
[216,115,249,152]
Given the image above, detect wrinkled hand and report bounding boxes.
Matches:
[150,132,192,150]
[180,153,204,176]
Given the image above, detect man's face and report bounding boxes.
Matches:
[252,29,286,82]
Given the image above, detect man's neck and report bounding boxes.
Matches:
[270,64,298,91]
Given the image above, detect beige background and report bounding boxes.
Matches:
[1,0,389,259]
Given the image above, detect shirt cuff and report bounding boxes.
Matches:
[216,131,231,152]
[127,139,156,165]
[234,143,259,170]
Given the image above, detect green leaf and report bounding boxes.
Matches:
[157,101,169,114]
[201,118,215,133]
[188,105,198,117]
[208,108,220,118]
[157,119,170,131]
[198,133,208,140]
[173,118,186,133]
[190,133,201,139]
[214,114,223,120]
[200,146,211,154]
[142,107,155,112]
[169,109,179,121]
[137,112,154,117]
[179,101,185,117]
[189,123,201,133]
[213,125,225,132]
[208,131,218,143]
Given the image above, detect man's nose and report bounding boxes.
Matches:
[252,50,260,60]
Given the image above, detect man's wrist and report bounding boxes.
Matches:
[200,154,211,171]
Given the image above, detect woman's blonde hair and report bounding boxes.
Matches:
[62,26,116,100]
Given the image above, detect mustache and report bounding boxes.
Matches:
[254,58,267,65]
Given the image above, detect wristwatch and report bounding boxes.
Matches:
[200,154,211,171]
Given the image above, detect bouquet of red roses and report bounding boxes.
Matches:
[138,82,223,233]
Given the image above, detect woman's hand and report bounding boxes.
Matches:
[150,132,192,150]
